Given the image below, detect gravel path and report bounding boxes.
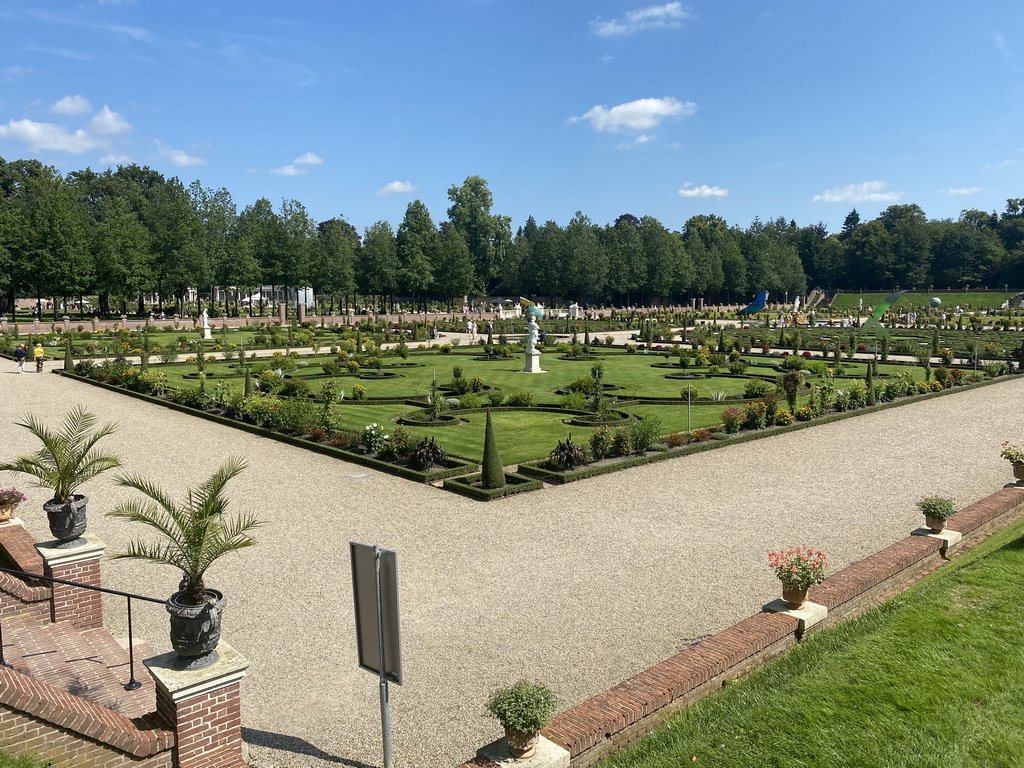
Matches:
[1,359,1021,768]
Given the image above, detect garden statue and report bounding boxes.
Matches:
[201,308,212,340]
[520,305,547,373]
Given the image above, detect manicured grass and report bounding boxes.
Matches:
[0,751,51,767]
[829,291,1014,310]
[599,518,1024,768]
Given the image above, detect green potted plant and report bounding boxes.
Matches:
[917,496,955,533]
[108,457,262,669]
[0,406,121,546]
[487,681,558,759]
[768,545,829,609]
[1000,441,1024,485]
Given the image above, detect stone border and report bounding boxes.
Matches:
[456,485,1024,768]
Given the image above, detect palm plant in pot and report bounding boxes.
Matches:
[0,406,121,547]
[487,681,558,759]
[108,457,261,669]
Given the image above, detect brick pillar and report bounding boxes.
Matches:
[278,303,287,324]
[36,534,105,630]
[146,642,250,768]
[297,303,306,324]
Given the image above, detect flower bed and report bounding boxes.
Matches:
[442,472,544,500]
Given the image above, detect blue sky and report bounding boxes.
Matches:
[1,0,1022,236]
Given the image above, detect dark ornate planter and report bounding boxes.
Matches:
[167,589,226,669]
[43,495,88,547]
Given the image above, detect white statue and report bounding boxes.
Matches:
[201,308,210,329]
[525,314,539,355]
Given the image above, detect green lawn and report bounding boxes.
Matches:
[0,751,50,767]
[599,518,1024,768]
[829,291,1014,311]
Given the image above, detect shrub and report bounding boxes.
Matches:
[589,426,614,460]
[328,429,361,451]
[239,395,284,428]
[459,393,482,409]
[322,360,342,376]
[679,384,700,401]
[470,374,485,393]
[549,434,588,471]
[610,426,634,457]
[487,682,557,735]
[560,391,588,410]
[918,496,955,520]
[279,378,311,398]
[794,404,815,421]
[566,376,599,395]
[744,379,776,398]
[721,407,744,434]
[774,409,794,426]
[665,432,689,448]
[280,399,317,433]
[409,437,447,470]
[631,417,662,453]
[361,423,387,453]
[350,384,367,401]
[487,389,505,407]
[742,401,768,430]
[689,428,714,442]
[728,361,748,375]
[505,391,536,407]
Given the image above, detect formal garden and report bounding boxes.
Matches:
[4,307,1016,501]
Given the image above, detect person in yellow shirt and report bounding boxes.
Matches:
[33,343,45,373]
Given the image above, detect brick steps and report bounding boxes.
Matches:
[4,620,159,720]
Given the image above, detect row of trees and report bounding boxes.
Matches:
[2,156,1023,316]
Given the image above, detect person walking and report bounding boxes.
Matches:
[33,342,45,373]
[14,343,26,373]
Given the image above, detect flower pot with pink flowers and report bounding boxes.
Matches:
[768,545,829,609]
[1000,442,1024,486]
[0,489,27,522]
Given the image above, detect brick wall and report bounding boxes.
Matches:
[46,556,103,629]
[0,523,51,626]
[156,682,247,768]
[457,486,1024,768]
[0,666,173,767]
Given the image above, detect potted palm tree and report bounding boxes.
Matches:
[108,457,262,669]
[0,406,121,547]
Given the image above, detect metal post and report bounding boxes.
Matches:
[124,596,141,691]
[687,386,691,433]
[374,546,394,768]
[0,619,9,668]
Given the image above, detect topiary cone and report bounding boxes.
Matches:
[481,408,505,489]
[244,367,253,397]
[63,338,74,372]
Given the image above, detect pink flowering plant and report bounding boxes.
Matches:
[768,545,829,590]
[1000,442,1024,464]
[0,489,27,508]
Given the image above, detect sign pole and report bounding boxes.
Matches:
[374,546,394,768]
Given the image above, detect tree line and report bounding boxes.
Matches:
[1,156,1023,317]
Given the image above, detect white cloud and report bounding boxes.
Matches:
[52,95,92,115]
[568,96,695,133]
[678,183,728,198]
[591,2,690,37]
[812,180,902,203]
[2,65,35,81]
[270,164,304,176]
[88,105,132,134]
[156,141,205,167]
[293,151,323,165]
[995,32,1011,61]
[99,153,131,165]
[377,180,416,196]
[947,187,980,195]
[617,134,653,150]
[0,118,105,153]
[602,54,613,63]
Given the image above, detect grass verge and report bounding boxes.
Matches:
[599,517,1024,768]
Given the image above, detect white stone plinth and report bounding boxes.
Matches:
[479,736,569,768]
[36,533,106,567]
[520,352,547,374]
[912,527,963,556]
[763,598,827,634]
[145,640,250,703]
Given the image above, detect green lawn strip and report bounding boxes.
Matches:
[0,751,52,767]
[598,518,1024,768]
[828,291,1013,310]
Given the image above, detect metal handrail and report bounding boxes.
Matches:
[0,564,163,690]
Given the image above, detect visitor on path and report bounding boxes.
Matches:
[14,343,26,373]
[33,343,44,373]
[466,319,475,340]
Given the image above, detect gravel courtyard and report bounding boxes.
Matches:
[1,359,1021,768]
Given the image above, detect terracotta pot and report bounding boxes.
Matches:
[1013,461,1024,487]
[782,585,808,610]
[504,728,540,759]
[925,515,946,533]
[0,504,15,522]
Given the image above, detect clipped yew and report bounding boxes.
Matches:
[481,408,505,489]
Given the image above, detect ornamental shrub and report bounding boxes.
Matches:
[794,405,815,421]
[505,391,536,407]
[742,401,768,430]
[589,426,614,460]
[721,407,744,434]
[361,423,387,453]
[631,417,663,453]
[350,384,367,401]
[610,426,634,457]
[689,428,714,442]
[481,410,505,489]
[487,682,557,735]
[744,379,776,399]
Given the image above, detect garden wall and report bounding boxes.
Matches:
[456,484,1024,768]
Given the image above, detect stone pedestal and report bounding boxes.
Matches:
[91,317,99,332]
[912,527,963,557]
[278,303,287,324]
[297,303,306,324]
[36,533,106,630]
[147,641,250,768]
[521,352,547,374]
[203,325,212,340]
[763,598,827,635]
[479,735,569,768]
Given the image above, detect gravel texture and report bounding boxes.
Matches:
[1,356,1021,768]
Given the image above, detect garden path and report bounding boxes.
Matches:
[0,359,1021,768]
